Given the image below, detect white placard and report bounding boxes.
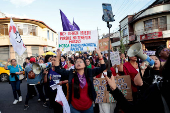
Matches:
[110,51,120,66]
[58,30,98,52]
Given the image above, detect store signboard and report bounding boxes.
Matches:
[140,32,163,41]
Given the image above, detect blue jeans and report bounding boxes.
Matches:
[10,80,21,99]
[70,104,94,113]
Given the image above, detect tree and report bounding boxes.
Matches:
[120,38,126,54]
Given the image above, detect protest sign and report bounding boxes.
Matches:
[93,75,133,103]
[145,51,156,56]
[110,51,120,66]
[98,37,112,52]
[58,30,98,51]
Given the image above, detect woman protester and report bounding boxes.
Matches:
[44,55,53,101]
[123,56,139,102]
[61,55,67,69]
[65,58,74,70]
[4,59,23,104]
[134,55,162,94]
[43,56,67,113]
[54,49,106,113]
[85,58,95,69]
[98,60,117,113]
[105,54,170,113]
[156,45,170,66]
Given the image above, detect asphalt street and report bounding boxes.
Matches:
[0,80,53,113]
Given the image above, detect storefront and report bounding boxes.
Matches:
[139,32,167,51]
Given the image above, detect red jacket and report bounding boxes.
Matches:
[123,62,138,92]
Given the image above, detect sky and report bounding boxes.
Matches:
[0,0,155,38]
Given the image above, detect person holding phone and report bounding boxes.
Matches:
[54,49,106,113]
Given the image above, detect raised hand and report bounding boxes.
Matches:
[105,75,117,91]
[7,58,10,63]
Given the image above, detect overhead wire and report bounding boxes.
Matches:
[113,0,157,31]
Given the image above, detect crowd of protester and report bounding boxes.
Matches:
[3,45,170,113]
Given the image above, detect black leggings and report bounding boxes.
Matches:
[49,90,63,113]
[25,84,46,105]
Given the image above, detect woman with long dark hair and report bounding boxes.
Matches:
[85,58,95,69]
[105,54,170,113]
[54,49,106,113]
[65,58,74,70]
[43,56,67,113]
[43,55,53,101]
[134,55,162,94]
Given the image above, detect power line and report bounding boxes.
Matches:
[114,0,127,15]
[114,0,156,31]
[115,0,135,19]
[114,0,131,16]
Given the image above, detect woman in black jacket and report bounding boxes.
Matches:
[54,49,106,113]
[134,55,162,94]
[104,55,170,113]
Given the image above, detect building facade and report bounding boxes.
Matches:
[0,17,57,65]
[111,0,170,52]
[131,1,170,50]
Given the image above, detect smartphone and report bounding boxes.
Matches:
[102,3,115,22]
[107,70,112,91]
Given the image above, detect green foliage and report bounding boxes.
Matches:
[120,38,126,54]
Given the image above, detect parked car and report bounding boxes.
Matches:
[0,60,10,82]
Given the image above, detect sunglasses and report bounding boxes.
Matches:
[162,49,170,52]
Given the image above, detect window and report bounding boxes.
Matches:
[144,19,152,31]
[16,24,23,35]
[158,16,167,30]
[18,24,37,36]
[52,33,54,41]
[123,28,128,37]
[23,24,28,35]
[47,30,50,40]
[144,16,167,31]
[0,24,8,36]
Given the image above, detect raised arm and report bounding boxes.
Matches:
[92,49,106,76]
[105,75,143,113]
[54,49,70,76]
[4,58,10,70]
[134,62,148,86]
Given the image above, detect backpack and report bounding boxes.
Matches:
[28,70,36,79]
[28,64,36,79]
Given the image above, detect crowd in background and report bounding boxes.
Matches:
[3,45,170,113]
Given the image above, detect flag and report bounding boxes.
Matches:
[60,10,80,31]
[55,85,70,113]
[73,19,80,30]
[9,18,26,56]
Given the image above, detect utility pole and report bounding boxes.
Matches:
[97,27,101,40]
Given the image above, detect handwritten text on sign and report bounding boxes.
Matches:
[98,37,112,52]
[93,75,133,103]
[110,51,120,66]
[58,30,98,51]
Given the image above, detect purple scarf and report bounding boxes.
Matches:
[77,73,86,88]
[61,61,66,67]
[160,58,166,62]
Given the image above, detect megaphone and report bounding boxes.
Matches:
[127,42,155,68]
[32,62,52,75]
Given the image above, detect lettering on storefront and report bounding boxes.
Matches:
[140,32,163,41]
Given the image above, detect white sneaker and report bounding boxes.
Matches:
[19,96,22,102]
[13,100,18,104]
